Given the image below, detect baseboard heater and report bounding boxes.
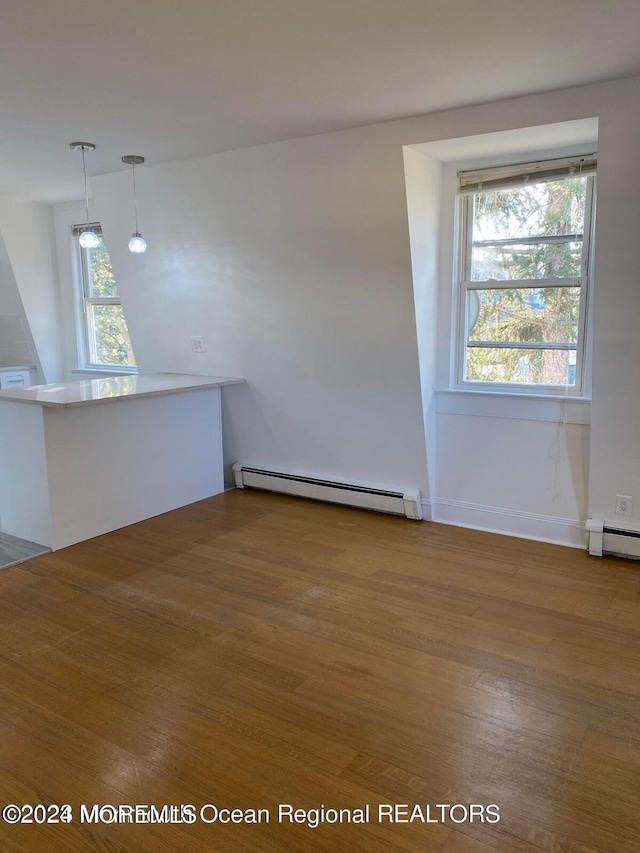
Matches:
[232,464,422,520]
[586,518,640,559]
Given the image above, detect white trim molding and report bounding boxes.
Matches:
[420,498,433,522]
[435,389,591,424]
[434,498,586,548]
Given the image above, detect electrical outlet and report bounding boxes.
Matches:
[615,494,633,517]
[190,335,206,353]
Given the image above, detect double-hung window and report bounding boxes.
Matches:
[73,223,136,370]
[457,155,596,394]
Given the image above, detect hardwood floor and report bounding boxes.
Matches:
[0,489,639,851]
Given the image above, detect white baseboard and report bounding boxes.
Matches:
[433,498,586,548]
[420,499,433,522]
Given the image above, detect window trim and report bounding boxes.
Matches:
[71,226,137,374]
[453,171,595,397]
[458,153,597,195]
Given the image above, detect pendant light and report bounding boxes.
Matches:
[70,142,100,249]
[122,155,147,253]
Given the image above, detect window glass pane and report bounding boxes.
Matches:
[471,241,583,281]
[465,347,576,386]
[470,176,588,281]
[85,236,118,298]
[473,177,587,241]
[86,304,136,366]
[467,287,580,344]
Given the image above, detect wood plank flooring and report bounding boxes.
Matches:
[0,489,639,851]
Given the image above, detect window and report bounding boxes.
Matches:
[457,156,596,394]
[73,224,136,370]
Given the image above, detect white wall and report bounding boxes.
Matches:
[411,122,597,546]
[435,410,589,546]
[0,199,62,383]
[82,75,640,545]
[403,147,442,513]
[93,131,431,494]
[0,220,44,383]
[587,81,640,526]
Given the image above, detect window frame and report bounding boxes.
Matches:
[72,224,137,373]
[454,171,596,397]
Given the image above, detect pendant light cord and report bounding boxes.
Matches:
[82,146,90,227]
[132,163,139,233]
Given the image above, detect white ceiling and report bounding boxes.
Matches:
[2,0,640,204]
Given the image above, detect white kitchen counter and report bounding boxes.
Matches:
[0,373,244,551]
[0,372,244,407]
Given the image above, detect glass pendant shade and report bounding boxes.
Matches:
[128,232,147,253]
[70,142,98,250]
[122,155,147,253]
[79,229,100,249]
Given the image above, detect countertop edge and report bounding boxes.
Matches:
[61,378,245,408]
[0,376,245,408]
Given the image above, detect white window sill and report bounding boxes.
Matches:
[435,388,591,424]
